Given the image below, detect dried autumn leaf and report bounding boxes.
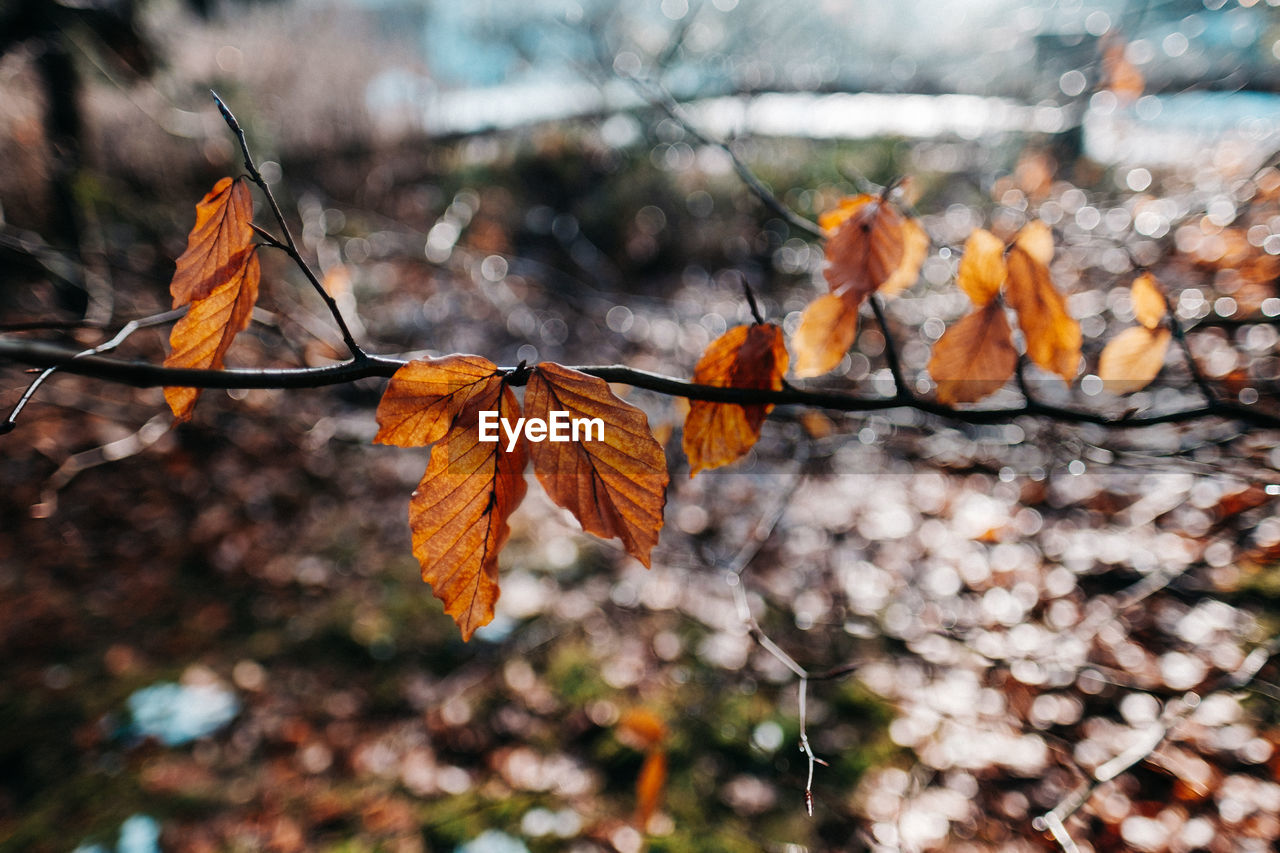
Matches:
[635,749,667,830]
[1103,40,1144,103]
[792,292,859,378]
[163,249,261,421]
[1004,245,1081,382]
[525,363,668,567]
[408,378,527,640]
[879,217,928,297]
[683,323,788,477]
[822,195,905,301]
[927,301,1018,404]
[957,229,1007,307]
[1130,272,1167,330]
[375,355,504,448]
[170,177,256,306]
[1098,326,1172,394]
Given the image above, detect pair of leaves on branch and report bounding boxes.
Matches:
[163,177,260,421]
[792,194,928,378]
[1097,272,1172,393]
[927,222,1082,404]
[374,356,668,640]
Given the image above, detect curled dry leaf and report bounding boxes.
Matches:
[792,292,860,379]
[407,378,527,640]
[525,362,668,567]
[170,177,256,306]
[163,250,261,421]
[1004,244,1081,383]
[618,708,668,750]
[1014,219,1055,268]
[1098,326,1172,394]
[374,355,505,447]
[1130,272,1167,330]
[927,301,1018,405]
[683,323,788,477]
[879,217,929,296]
[957,228,1007,307]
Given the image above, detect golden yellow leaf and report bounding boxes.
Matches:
[525,363,668,567]
[1098,326,1172,394]
[170,177,256,307]
[163,249,261,421]
[1004,245,1081,382]
[683,323,788,477]
[879,217,929,297]
[618,709,668,749]
[927,301,1018,404]
[407,379,527,640]
[792,292,860,378]
[957,228,1007,307]
[375,355,504,448]
[1014,219,1054,268]
[1130,272,1167,331]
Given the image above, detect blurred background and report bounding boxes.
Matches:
[6,0,1280,851]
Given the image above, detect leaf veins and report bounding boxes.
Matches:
[170,177,256,306]
[375,355,505,447]
[1004,240,1081,383]
[163,249,261,421]
[683,323,788,477]
[927,301,1018,405]
[525,362,668,567]
[407,378,527,640]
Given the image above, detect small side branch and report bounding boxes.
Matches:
[211,92,366,360]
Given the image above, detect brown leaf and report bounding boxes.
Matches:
[170,177,256,306]
[927,301,1018,404]
[635,749,667,830]
[822,195,905,301]
[375,355,504,448]
[792,292,860,378]
[957,229,1007,307]
[683,324,788,476]
[525,362,668,567]
[1130,272,1167,330]
[408,378,528,640]
[163,249,261,421]
[1098,326,1172,394]
[1004,245,1081,382]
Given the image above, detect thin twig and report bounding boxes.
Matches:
[620,73,826,240]
[868,295,909,400]
[2,308,185,433]
[210,91,366,360]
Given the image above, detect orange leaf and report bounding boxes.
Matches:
[792,292,860,378]
[683,323,788,477]
[822,195,905,301]
[163,249,261,421]
[1098,326,1172,394]
[375,355,505,448]
[170,177,256,307]
[927,301,1018,404]
[525,363,668,567]
[1103,40,1144,103]
[957,229,1007,307]
[408,377,527,640]
[1130,272,1167,331]
[635,749,667,830]
[1004,245,1081,382]
[879,217,928,297]
[618,709,668,749]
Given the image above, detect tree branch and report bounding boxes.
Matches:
[5,335,1280,430]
